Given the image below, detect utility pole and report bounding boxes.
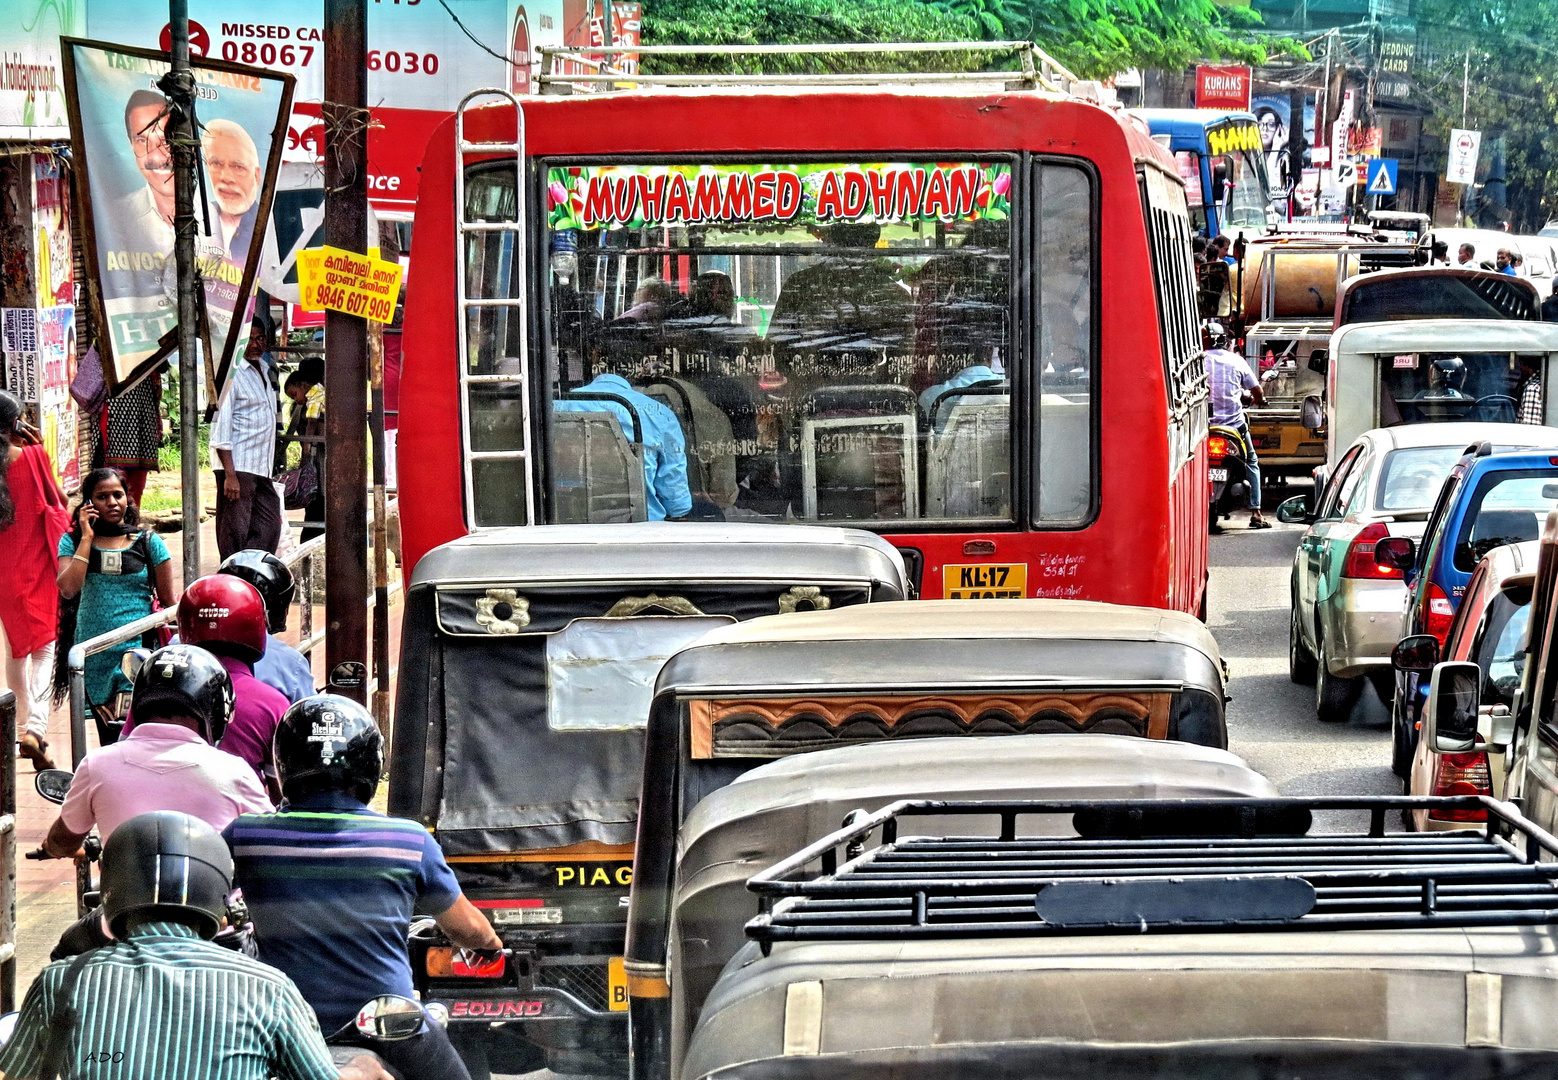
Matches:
[161,0,201,585]
[323,0,370,704]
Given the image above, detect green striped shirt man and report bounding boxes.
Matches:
[0,921,338,1080]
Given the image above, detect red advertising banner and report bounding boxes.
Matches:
[1195,65,1252,112]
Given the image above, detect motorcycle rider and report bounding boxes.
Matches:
[166,574,290,795]
[1,810,390,1080]
[226,696,503,1080]
[44,644,272,860]
[218,549,315,703]
[1204,321,1269,530]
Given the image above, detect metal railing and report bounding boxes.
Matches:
[537,41,1080,94]
[65,529,402,769]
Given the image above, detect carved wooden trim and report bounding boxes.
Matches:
[687,692,1175,759]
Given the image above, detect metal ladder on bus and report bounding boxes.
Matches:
[453,88,534,529]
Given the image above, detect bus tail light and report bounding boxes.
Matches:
[1207,435,1230,461]
[426,947,507,979]
[1342,523,1401,580]
[1429,751,1491,821]
[1425,583,1456,648]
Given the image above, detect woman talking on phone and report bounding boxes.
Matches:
[55,467,176,742]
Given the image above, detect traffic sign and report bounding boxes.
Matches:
[1447,129,1482,185]
[1334,160,1359,188]
[1366,158,1399,196]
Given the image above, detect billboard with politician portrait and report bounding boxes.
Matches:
[61,39,292,392]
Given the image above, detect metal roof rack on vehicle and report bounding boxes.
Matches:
[536,40,1085,96]
[743,795,1558,952]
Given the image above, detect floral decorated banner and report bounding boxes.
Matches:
[548,162,1012,231]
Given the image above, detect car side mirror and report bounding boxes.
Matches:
[1392,634,1439,673]
[1426,660,1482,754]
[1307,350,1329,375]
[1276,494,1312,524]
[1374,535,1416,572]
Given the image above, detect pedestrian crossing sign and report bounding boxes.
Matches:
[1366,158,1399,196]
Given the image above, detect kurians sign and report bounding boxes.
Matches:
[1195,66,1251,112]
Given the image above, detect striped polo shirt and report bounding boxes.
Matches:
[0,921,337,1080]
[224,792,462,1032]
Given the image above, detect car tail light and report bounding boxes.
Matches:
[1428,750,1491,822]
[425,947,506,979]
[1342,523,1401,580]
[1425,582,1455,648]
[1207,435,1230,460]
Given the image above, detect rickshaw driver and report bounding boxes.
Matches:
[226,696,503,1080]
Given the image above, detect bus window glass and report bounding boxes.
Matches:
[1380,352,1520,427]
[463,163,529,526]
[541,160,1015,526]
[1035,163,1094,524]
[1222,150,1268,230]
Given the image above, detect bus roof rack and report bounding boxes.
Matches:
[536,41,1085,96]
[743,795,1558,952]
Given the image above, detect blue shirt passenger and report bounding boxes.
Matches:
[254,634,315,703]
[224,791,462,1033]
[555,372,693,519]
[919,364,1001,430]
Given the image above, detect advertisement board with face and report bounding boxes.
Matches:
[61,39,292,393]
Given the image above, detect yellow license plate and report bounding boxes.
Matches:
[608,956,629,1011]
[943,563,1026,599]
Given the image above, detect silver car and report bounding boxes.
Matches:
[1280,422,1556,722]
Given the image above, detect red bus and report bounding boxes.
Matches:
[398,50,1210,613]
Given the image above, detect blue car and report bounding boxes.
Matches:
[1384,443,1558,777]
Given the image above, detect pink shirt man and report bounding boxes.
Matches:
[59,723,273,840]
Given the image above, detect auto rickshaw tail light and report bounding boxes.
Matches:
[1429,751,1491,821]
[1207,435,1230,460]
[425,947,506,979]
[1425,583,1455,647]
[1342,523,1401,580]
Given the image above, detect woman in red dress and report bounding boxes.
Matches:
[0,392,70,768]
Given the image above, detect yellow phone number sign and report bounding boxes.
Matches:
[296,246,403,323]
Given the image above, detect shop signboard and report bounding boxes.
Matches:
[0,0,86,138]
[1195,65,1251,111]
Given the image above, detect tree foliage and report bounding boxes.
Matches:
[640,0,1301,76]
[1411,0,1558,228]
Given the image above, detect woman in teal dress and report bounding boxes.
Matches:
[54,467,176,742]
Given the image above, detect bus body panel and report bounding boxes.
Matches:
[399,90,1205,615]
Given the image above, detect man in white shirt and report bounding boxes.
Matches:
[212,326,282,559]
[1205,324,1269,529]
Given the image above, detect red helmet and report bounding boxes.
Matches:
[178,575,267,664]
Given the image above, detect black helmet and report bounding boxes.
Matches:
[132,644,235,744]
[101,811,234,939]
[218,549,296,634]
[274,695,384,804]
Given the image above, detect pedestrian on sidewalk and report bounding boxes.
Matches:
[213,326,282,559]
[283,370,325,542]
[0,392,71,770]
[54,467,177,744]
[93,369,162,505]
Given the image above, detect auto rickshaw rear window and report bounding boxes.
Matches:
[1378,351,1525,426]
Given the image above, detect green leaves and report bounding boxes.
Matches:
[640,0,1295,77]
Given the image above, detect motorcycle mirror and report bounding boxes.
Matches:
[119,647,152,683]
[0,1012,16,1048]
[34,769,73,805]
[354,995,425,1043]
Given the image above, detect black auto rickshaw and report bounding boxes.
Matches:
[386,523,906,1078]
[623,598,1232,1080]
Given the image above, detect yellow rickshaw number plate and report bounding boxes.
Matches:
[608,957,629,1011]
[944,563,1026,599]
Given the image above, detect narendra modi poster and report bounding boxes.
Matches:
[62,39,292,393]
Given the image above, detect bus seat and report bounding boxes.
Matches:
[928,396,1011,518]
[646,378,739,509]
[550,411,648,524]
[799,385,919,521]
